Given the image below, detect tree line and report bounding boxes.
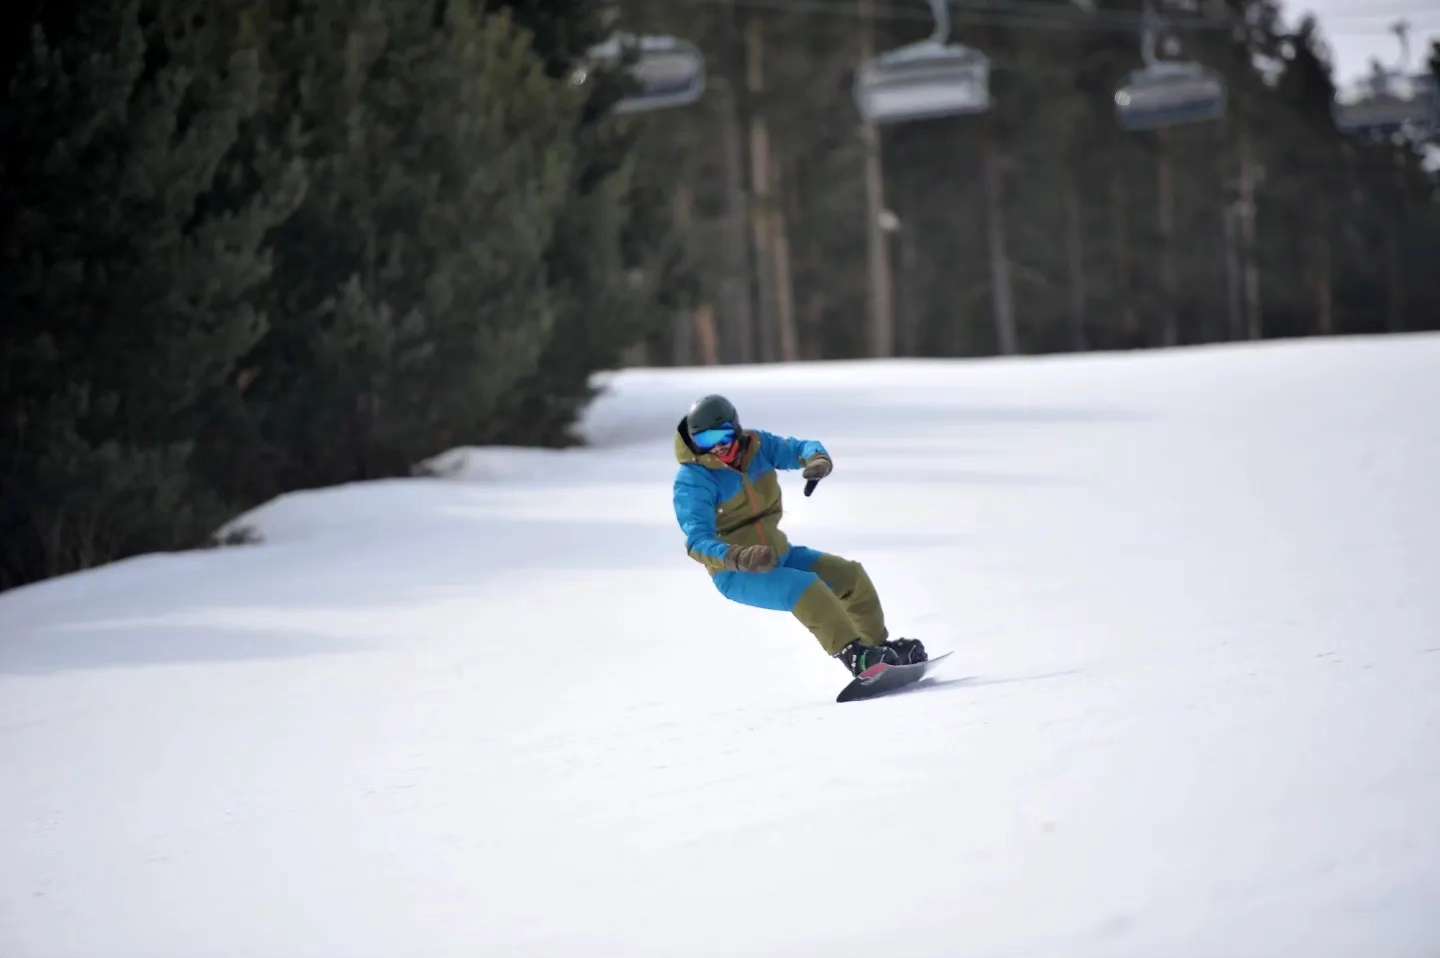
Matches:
[615,0,1440,363]
[1,0,688,590]
[4,0,1437,591]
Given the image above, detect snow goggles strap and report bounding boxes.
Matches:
[692,424,737,451]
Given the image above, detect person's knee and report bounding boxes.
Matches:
[722,567,818,612]
[780,571,822,609]
[815,554,865,593]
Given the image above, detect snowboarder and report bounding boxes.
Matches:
[672,394,926,677]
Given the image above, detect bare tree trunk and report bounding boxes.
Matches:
[745,18,775,362]
[670,184,697,365]
[1312,197,1334,336]
[803,296,826,359]
[1156,131,1179,347]
[770,160,799,362]
[1222,205,1246,341]
[1214,127,1243,342]
[1063,163,1088,351]
[717,77,755,363]
[1237,128,1263,340]
[1386,222,1405,333]
[669,311,694,366]
[897,223,921,354]
[981,123,1018,355]
[693,304,721,365]
[1109,170,1139,345]
[858,0,895,357]
[744,16,797,361]
[1386,146,1406,333]
[1221,198,1244,341]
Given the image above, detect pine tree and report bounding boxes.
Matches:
[217,0,586,494]
[0,1,301,588]
[488,0,699,442]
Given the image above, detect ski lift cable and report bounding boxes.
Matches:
[1323,11,1440,24]
[951,0,1227,33]
[938,0,1222,34]
[1318,3,1440,20]
[667,0,1232,35]
[1331,23,1440,36]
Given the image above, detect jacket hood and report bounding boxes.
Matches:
[675,417,702,463]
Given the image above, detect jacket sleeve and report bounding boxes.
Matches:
[757,430,828,471]
[673,467,731,572]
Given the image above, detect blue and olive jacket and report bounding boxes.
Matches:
[672,419,828,574]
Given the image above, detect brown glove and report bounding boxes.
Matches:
[802,455,833,481]
[724,544,776,573]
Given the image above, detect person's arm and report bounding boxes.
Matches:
[756,430,829,471]
[674,468,731,572]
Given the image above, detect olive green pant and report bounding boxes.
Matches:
[713,545,888,655]
[792,552,888,654]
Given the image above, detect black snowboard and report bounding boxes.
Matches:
[836,651,954,703]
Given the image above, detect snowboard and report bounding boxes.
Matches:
[836,650,954,703]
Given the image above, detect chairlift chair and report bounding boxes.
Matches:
[1332,52,1439,140]
[1115,61,1226,131]
[585,34,705,115]
[1333,82,1432,138]
[1113,1,1225,132]
[854,0,991,124]
[856,41,991,123]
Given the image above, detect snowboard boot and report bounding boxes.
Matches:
[887,637,927,665]
[838,639,900,678]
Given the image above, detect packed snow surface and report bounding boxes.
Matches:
[3,335,1439,957]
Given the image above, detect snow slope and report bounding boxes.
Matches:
[3,335,1439,957]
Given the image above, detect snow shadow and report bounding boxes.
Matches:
[0,622,359,675]
[896,668,1084,699]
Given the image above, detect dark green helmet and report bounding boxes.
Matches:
[686,394,739,438]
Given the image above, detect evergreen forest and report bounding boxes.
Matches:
[3,0,1438,590]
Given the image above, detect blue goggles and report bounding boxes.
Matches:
[692,424,738,451]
